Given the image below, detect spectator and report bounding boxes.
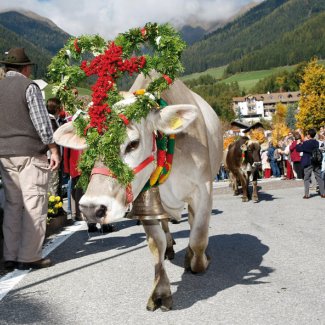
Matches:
[0,48,60,271]
[46,98,63,196]
[296,128,325,199]
[261,149,271,178]
[267,142,280,177]
[290,131,303,180]
[281,137,294,179]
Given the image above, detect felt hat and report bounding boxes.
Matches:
[0,48,35,66]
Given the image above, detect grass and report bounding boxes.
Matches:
[181,66,227,81]
[44,84,92,101]
[221,66,297,92]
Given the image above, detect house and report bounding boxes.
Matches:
[232,91,300,123]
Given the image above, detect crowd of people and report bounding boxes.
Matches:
[260,128,325,197]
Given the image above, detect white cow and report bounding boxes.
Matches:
[54,74,223,311]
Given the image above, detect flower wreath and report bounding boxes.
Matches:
[48,22,186,189]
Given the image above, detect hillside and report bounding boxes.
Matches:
[182,0,325,74]
[0,10,70,78]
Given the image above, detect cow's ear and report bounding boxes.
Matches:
[53,122,88,149]
[149,104,197,134]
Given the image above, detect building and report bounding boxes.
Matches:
[232,91,300,123]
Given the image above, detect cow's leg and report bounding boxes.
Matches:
[142,220,172,311]
[252,171,259,202]
[238,171,249,202]
[160,219,176,260]
[230,172,239,195]
[185,183,211,273]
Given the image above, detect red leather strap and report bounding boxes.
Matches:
[132,154,155,174]
[91,167,115,177]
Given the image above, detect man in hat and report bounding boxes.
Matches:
[0,48,61,271]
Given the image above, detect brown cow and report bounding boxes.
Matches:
[225,136,261,202]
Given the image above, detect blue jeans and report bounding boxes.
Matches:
[270,160,280,177]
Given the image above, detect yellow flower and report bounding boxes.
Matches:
[49,195,56,202]
[55,196,61,202]
[134,89,146,95]
[58,202,63,208]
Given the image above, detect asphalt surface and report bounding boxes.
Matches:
[0,179,324,325]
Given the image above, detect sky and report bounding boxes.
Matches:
[0,0,263,39]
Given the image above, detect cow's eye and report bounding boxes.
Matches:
[125,140,140,154]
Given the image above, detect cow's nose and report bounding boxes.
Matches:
[95,205,107,219]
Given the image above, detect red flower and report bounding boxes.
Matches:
[141,28,147,37]
[74,38,81,53]
[79,42,147,133]
[163,74,172,85]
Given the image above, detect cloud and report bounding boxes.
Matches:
[0,0,262,39]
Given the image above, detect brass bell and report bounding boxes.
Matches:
[127,186,169,220]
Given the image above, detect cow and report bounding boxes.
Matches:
[53,74,223,311]
[225,136,261,202]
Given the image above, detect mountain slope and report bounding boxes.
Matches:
[182,0,325,74]
[0,11,70,55]
[0,24,53,78]
[0,10,71,78]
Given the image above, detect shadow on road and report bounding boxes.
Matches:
[169,232,273,310]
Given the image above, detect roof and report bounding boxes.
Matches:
[233,91,300,104]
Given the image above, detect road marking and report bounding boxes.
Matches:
[0,222,85,301]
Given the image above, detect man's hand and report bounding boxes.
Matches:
[48,144,61,171]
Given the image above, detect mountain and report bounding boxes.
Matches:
[0,10,71,78]
[182,0,325,74]
[179,1,260,45]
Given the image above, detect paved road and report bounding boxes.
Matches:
[0,180,324,325]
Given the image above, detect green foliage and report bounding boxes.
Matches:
[49,23,186,188]
[182,0,325,75]
[226,11,325,74]
[286,103,298,130]
[251,62,307,93]
[0,11,70,79]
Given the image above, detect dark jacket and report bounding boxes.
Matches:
[296,139,319,168]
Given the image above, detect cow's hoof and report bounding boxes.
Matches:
[185,247,210,273]
[184,246,194,271]
[146,295,173,312]
[253,197,259,202]
[234,191,240,196]
[190,254,210,274]
[242,197,249,202]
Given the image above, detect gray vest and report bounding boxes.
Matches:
[0,75,48,156]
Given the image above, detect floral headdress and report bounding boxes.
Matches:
[48,23,186,189]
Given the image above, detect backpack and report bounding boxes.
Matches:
[311,147,323,166]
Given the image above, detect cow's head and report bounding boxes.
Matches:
[54,93,197,224]
[240,140,262,169]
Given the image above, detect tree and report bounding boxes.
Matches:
[272,102,290,145]
[286,103,297,130]
[296,58,325,131]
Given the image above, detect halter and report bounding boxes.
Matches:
[90,131,175,206]
[90,133,157,205]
